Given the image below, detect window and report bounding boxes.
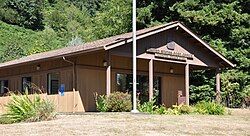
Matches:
[116,73,161,104]
[22,77,32,93]
[47,73,59,95]
[0,80,8,95]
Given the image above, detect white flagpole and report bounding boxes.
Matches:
[131,0,139,113]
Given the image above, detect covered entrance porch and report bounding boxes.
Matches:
[105,54,222,107]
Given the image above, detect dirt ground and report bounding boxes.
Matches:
[0,109,249,136]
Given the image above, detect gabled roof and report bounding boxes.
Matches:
[0,21,234,69]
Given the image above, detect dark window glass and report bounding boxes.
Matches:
[47,73,59,95]
[153,77,161,105]
[0,80,8,95]
[116,73,161,104]
[22,77,32,93]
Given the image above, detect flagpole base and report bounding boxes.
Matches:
[131,109,139,113]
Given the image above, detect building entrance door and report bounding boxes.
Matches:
[116,73,161,104]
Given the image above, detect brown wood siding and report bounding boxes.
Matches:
[33,73,47,92]
[60,69,73,91]
[0,67,73,93]
[9,76,21,91]
[111,29,219,68]
[161,75,185,107]
[154,61,184,75]
[0,51,106,112]
[111,55,148,72]
[76,67,106,111]
[111,55,184,75]
[0,59,73,78]
[76,51,106,67]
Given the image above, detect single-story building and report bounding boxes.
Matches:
[0,21,234,112]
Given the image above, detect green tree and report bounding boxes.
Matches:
[0,21,66,62]
[43,0,92,41]
[0,41,25,62]
[91,0,132,39]
[0,0,44,30]
[170,0,250,107]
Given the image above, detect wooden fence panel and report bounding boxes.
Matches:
[0,91,84,114]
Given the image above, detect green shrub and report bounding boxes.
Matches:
[106,92,132,112]
[172,104,193,114]
[194,101,225,115]
[95,93,226,116]
[161,104,193,115]
[0,92,56,124]
[165,108,180,115]
[138,99,193,115]
[138,98,192,115]
[180,105,193,114]
[0,116,14,124]
[94,93,108,112]
[31,99,56,121]
[154,105,168,115]
[95,92,132,112]
[138,99,157,114]
[138,98,167,114]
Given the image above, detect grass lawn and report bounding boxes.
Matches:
[0,109,249,136]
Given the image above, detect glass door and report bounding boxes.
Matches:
[116,73,161,104]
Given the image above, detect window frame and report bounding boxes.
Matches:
[22,76,32,93]
[0,80,9,95]
[47,72,60,95]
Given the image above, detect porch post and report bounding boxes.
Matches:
[149,59,154,101]
[185,64,189,105]
[106,52,111,96]
[216,68,221,103]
